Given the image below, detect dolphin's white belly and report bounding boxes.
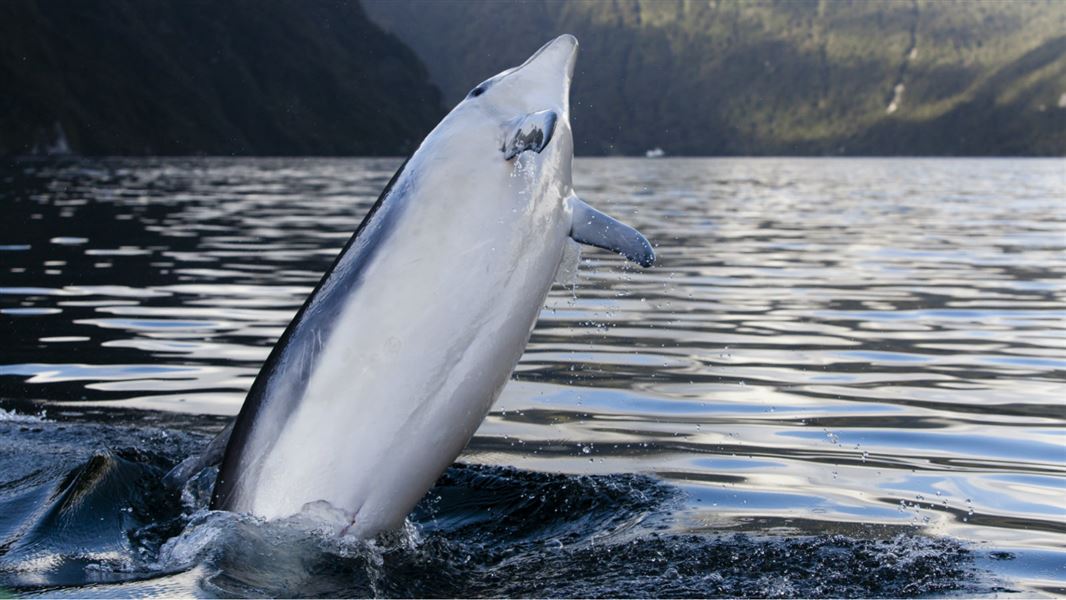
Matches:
[202,35,656,540]
[239,151,569,532]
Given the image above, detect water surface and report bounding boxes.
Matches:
[0,157,1063,596]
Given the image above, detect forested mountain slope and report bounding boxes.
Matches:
[364,0,1066,156]
[0,0,443,156]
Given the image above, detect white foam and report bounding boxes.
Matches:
[0,408,47,423]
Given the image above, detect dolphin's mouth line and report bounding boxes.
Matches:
[511,34,577,80]
[515,41,553,72]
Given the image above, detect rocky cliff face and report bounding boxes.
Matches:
[364,0,1066,156]
[0,0,443,156]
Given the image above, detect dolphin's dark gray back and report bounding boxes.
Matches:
[210,159,411,510]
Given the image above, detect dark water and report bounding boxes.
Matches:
[0,157,1063,597]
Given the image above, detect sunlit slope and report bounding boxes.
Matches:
[364,0,1066,156]
[0,0,444,156]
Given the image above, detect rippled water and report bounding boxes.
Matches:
[0,157,1063,597]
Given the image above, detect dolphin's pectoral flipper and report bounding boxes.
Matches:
[503,110,558,160]
[163,421,235,489]
[569,196,656,268]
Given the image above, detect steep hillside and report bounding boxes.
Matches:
[0,0,443,156]
[364,0,1066,156]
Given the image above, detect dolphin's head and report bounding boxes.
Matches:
[461,34,578,119]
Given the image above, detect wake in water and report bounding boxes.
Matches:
[0,416,988,598]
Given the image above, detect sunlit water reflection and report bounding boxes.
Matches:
[0,157,1063,596]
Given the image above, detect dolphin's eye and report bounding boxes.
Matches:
[469,86,485,98]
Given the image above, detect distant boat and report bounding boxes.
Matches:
[644,147,666,158]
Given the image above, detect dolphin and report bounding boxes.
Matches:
[184,34,654,538]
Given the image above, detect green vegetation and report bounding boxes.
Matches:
[0,0,442,156]
[364,0,1066,155]
[2,1,1061,156]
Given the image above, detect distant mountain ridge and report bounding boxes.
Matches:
[0,0,443,156]
[3,0,1062,157]
[364,0,1066,156]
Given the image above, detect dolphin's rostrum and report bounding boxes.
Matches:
[172,34,655,538]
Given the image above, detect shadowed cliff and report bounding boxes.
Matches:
[0,0,444,156]
[3,0,1062,156]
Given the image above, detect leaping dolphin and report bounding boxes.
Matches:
[178,34,654,538]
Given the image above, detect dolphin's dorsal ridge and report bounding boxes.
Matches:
[503,110,558,160]
[568,196,655,268]
[163,421,234,489]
